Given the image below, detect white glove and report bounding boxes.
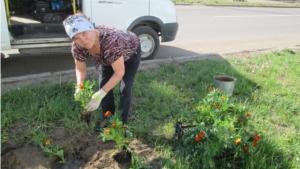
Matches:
[85,88,107,112]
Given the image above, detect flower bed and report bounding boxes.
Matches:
[175,88,261,168]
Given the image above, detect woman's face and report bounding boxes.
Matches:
[73,30,97,49]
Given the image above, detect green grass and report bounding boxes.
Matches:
[1,48,300,168]
[172,0,300,7]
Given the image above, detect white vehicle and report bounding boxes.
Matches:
[1,0,178,60]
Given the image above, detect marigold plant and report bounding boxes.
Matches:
[74,80,95,108]
[100,111,132,156]
[40,141,66,164]
[177,88,261,169]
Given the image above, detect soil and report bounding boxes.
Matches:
[1,125,160,169]
[80,110,92,125]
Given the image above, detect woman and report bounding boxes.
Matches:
[63,14,141,132]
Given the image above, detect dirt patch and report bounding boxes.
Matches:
[1,127,160,169]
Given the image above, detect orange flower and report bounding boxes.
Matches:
[217,87,222,91]
[45,140,50,146]
[235,138,241,145]
[216,104,222,109]
[221,96,226,100]
[253,141,257,147]
[244,145,249,152]
[105,129,110,134]
[195,136,201,143]
[208,87,213,91]
[254,134,260,141]
[198,132,205,139]
[104,111,111,117]
[79,84,84,89]
[111,123,116,127]
[246,112,250,117]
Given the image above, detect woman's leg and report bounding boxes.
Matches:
[99,65,115,120]
[119,47,141,124]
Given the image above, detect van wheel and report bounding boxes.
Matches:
[132,26,160,60]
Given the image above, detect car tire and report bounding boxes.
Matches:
[132,26,160,60]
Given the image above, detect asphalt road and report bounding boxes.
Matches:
[2,6,300,79]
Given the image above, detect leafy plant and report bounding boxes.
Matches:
[177,88,261,168]
[40,140,66,164]
[100,111,132,153]
[100,112,152,167]
[74,80,95,108]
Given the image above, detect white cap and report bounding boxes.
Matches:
[63,14,94,39]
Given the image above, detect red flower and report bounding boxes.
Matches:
[195,136,201,143]
[244,145,249,152]
[198,132,205,139]
[254,134,260,141]
[104,111,111,117]
[79,84,84,89]
[253,141,257,147]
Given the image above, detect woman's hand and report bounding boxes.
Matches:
[85,89,107,111]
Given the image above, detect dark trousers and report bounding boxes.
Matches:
[99,46,141,124]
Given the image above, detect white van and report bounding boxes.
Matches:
[1,0,178,60]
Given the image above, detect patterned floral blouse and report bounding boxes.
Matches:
[71,25,140,70]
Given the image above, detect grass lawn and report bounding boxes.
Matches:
[1,48,300,168]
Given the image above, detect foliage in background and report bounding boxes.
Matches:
[177,88,260,168]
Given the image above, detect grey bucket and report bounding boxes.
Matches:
[214,76,236,96]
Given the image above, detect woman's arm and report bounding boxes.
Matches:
[102,56,125,92]
[74,59,87,85]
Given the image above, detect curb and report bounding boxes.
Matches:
[1,53,219,94]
